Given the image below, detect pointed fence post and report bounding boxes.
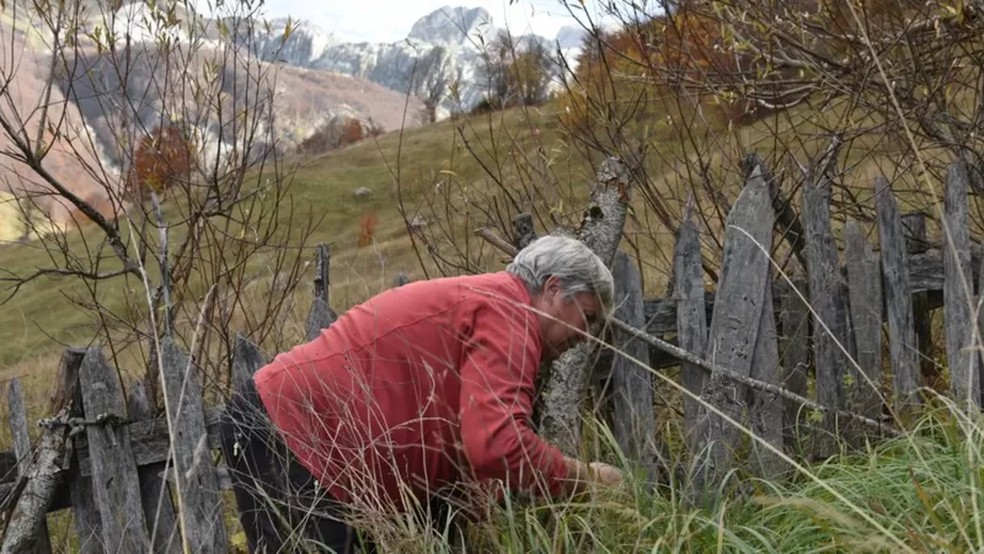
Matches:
[63,347,104,554]
[306,244,338,341]
[673,216,707,456]
[844,220,885,423]
[79,347,150,552]
[232,332,266,391]
[943,159,979,409]
[875,177,921,417]
[801,156,855,454]
[691,164,774,497]
[158,337,229,552]
[610,251,656,478]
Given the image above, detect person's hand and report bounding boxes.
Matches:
[588,461,623,487]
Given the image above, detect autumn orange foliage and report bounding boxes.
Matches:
[358,210,379,247]
[125,123,195,203]
[298,117,384,156]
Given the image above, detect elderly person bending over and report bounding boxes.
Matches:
[220,235,623,553]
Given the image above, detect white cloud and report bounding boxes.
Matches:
[195,0,614,44]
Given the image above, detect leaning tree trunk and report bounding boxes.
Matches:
[536,156,633,455]
[1,349,85,554]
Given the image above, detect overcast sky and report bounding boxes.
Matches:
[232,0,615,44]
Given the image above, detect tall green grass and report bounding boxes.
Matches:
[343,404,983,553]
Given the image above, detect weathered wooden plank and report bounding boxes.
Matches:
[875,176,921,415]
[692,164,774,493]
[909,245,983,292]
[802,162,855,450]
[127,381,181,554]
[232,332,265,391]
[747,281,784,477]
[776,278,810,454]
[0,408,231,517]
[610,251,656,476]
[79,348,150,552]
[513,212,537,249]
[844,220,884,421]
[6,380,52,554]
[943,160,979,408]
[673,217,707,453]
[305,244,337,341]
[73,406,225,477]
[159,337,229,553]
[538,156,633,455]
[1,348,85,554]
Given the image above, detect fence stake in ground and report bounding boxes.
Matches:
[875,176,922,416]
[610,251,656,478]
[673,215,707,456]
[79,347,150,552]
[692,164,775,498]
[6,379,52,554]
[943,159,980,409]
[801,155,855,452]
[127,381,181,554]
[844,220,885,422]
[159,337,229,553]
[306,243,338,341]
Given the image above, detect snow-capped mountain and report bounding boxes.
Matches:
[406,6,495,48]
[251,17,339,67]
[251,6,587,120]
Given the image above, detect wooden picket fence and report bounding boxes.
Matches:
[614,154,984,492]
[0,245,342,553]
[2,153,983,549]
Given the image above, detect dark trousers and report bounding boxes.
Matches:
[219,377,370,553]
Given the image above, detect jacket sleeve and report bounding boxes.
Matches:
[457,298,569,497]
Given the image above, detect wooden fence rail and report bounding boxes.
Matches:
[3,153,984,549]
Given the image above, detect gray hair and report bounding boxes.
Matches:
[506,234,614,314]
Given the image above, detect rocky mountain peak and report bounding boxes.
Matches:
[407,6,492,47]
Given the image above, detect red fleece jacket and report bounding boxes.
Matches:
[253,272,568,510]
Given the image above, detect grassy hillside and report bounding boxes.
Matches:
[0,103,617,370]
